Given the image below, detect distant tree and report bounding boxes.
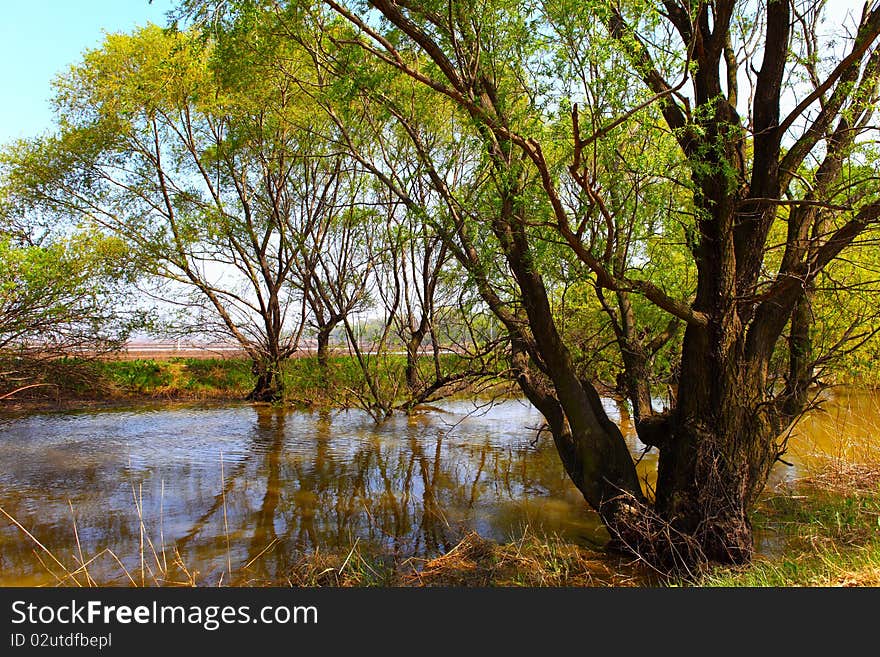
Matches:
[299,62,510,414]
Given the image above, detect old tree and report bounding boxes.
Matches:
[295,0,880,571]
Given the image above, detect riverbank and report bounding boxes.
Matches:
[0,354,509,414]
[698,460,880,586]
[270,461,880,587]
[260,463,880,587]
[3,353,874,413]
[0,357,248,415]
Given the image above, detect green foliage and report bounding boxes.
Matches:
[1,353,485,405]
[0,229,143,353]
[0,20,364,401]
[180,358,254,391]
[100,357,256,396]
[99,359,174,392]
[5,0,880,404]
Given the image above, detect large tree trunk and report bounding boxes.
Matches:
[653,330,779,565]
[657,419,777,564]
[646,184,784,567]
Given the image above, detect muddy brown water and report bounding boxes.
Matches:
[1,389,877,585]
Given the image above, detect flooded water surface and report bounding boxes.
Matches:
[0,390,876,585]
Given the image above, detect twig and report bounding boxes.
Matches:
[68,500,95,587]
[0,504,79,585]
[220,450,232,583]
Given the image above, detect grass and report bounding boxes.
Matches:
[397,529,644,587]
[0,352,497,410]
[699,460,880,587]
[0,499,646,587]
[270,529,646,587]
[0,355,252,405]
[97,358,253,398]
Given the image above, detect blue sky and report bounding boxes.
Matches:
[0,0,177,144]
[0,0,864,146]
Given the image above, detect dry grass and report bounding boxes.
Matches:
[282,543,394,587]
[399,530,644,587]
[0,500,199,588]
[794,460,880,496]
[2,494,648,587]
[233,529,649,587]
[831,565,880,587]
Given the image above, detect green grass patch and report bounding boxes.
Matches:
[281,354,382,404]
[175,358,253,394]
[2,352,492,407]
[91,358,253,398]
[97,359,173,392]
[701,479,880,587]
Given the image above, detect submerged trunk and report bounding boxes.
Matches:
[248,357,284,402]
[653,417,776,565]
[590,320,783,571]
[497,179,793,573]
[651,324,780,566]
[547,191,793,571]
[517,320,785,573]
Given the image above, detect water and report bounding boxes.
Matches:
[0,390,876,585]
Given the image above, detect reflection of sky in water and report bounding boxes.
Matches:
[0,391,872,584]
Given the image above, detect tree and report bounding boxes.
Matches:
[299,196,377,373]
[0,229,139,355]
[0,221,143,399]
[301,63,513,414]
[1,25,366,401]
[295,0,880,572]
[16,0,878,573]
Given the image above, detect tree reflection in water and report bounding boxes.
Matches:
[0,399,647,585]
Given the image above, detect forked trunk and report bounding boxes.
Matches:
[653,414,778,565]
[648,317,781,567]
